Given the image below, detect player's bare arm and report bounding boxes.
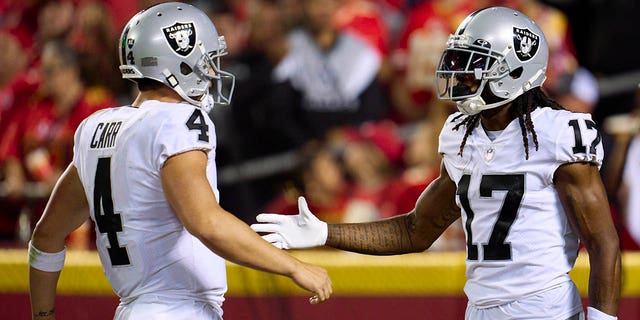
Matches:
[30,164,90,320]
[326,160,460,255]
[555,161,621,316]
[161,150,331,303]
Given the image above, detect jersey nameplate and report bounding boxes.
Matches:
[91,121,122,149]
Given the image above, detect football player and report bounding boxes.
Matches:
[28,3,331,319]
[252,6,620,320]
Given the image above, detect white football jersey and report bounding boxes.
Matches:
[438,107,603,307]
[72,101,226,311]
[622,136,640,245]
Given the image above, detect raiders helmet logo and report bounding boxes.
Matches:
[163,22,196,56]
[513,27,539,61]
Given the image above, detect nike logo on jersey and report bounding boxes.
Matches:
[91,121,122,149]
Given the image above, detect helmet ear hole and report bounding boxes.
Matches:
[180,62,193,75]
[509,67,523,79]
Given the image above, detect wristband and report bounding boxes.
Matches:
[28,241,66,272]
[587,306,617,320]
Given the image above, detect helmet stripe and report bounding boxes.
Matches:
[120,25,131,65]
[457,7,491,35]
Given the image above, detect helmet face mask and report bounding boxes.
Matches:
[435,7,548,115]
[201,46,236,106]
[435,41,503,101]
[118,2,235,110]
[189,40,236,107]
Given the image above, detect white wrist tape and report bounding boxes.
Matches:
[587,306,617,320]
[28,241,66,272]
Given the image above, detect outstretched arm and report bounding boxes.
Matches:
[555,162,621,317]
[161,150,331,303]
[325,160,460,254]
[30,164,90,320]
[253,160,460,255]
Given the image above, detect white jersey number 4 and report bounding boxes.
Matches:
[94,157,131,266]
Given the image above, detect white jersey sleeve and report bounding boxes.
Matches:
[622,136,640,245]
[152,105,215,171]
[552,111,604,170]
[533,110,604,187]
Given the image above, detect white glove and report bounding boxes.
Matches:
[587,307,617,320]
[251,197,328,249]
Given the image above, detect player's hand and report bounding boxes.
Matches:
[251,197,328,249]
[290,261,332,304]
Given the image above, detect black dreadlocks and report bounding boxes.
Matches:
[452,87,565,160]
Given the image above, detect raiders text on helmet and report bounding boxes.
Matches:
[435,7,548,115]
[118,2,235,110]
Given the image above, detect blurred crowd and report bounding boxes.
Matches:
[0,0,638,251]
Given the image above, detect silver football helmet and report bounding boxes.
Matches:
[118,2,235,110]
[435,6,548,115]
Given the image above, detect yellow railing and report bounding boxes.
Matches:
[2,249,639,297]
